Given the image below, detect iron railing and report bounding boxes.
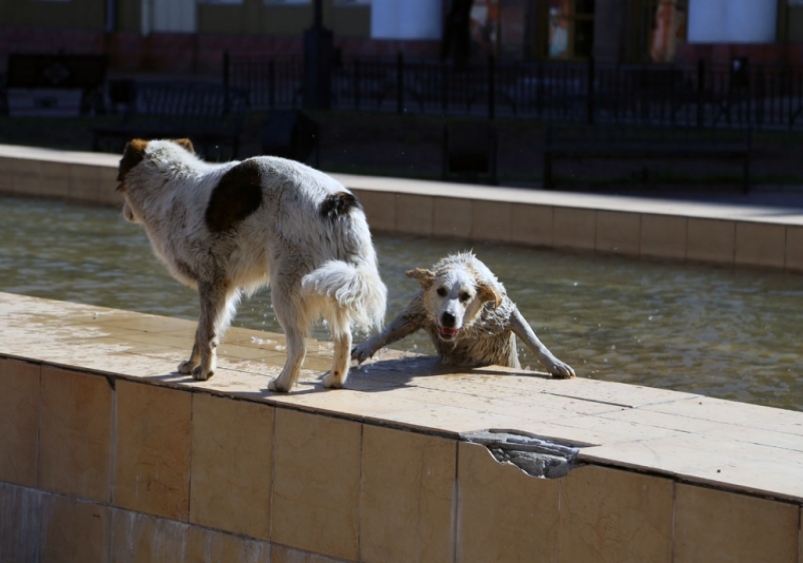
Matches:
[224,52,803,130]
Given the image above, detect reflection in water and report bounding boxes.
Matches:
[1,195,801,411]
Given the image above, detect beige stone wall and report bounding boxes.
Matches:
[1,355,801,563]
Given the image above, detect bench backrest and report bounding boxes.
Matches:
[6,53,107,89]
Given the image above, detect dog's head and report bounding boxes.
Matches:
[407,252,502,342]
[116,138,196,223]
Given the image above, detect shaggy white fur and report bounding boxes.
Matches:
[118,138,387,392]
[352,251,574,378]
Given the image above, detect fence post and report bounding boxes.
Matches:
[223,50,230,90]
[696,58,705,127]
[488,54,496,120]
[396,52,404,114]
[268,60,276,109]
[586,55,595,125]
[441,60,449,115]
[354,58,361,110]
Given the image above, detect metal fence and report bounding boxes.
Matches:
[225,52,803,130]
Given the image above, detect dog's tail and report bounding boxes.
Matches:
[301,259,387,332]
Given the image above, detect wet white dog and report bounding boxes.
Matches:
[117,138,387,392]
[352,252,574,378]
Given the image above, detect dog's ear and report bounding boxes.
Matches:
[171,138,195,153]
[477,283,502,309]
[117,139,148,182]
[406,268,435,289]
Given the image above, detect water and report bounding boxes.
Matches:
[1,194,802,411]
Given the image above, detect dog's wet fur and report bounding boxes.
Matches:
[352,251,574,378]
[117,138,387,392]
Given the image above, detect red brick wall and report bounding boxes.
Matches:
[0,26,441,76]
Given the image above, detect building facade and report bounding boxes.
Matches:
[1,0,803,75]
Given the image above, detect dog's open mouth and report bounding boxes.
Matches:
[439,326,461,340]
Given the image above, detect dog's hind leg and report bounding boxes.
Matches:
[268,285,308,393]
[323,311,352,389]
[183,279,235,381]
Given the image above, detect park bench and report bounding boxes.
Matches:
[92,82,248,159]
[543,124,752,194]
[1,53,107,116]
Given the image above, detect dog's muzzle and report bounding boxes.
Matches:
[439,312,460,340]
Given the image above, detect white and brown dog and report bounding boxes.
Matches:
[117,138,387,392]
[352,251,574,378]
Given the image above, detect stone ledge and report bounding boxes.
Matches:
[1,291,802,505]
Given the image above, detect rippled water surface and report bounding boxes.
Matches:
[2,195,802,411]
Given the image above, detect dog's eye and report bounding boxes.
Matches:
[436,287,447,297]
[459,292,471,302]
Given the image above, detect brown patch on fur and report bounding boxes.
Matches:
[171,138,195,153]
[117,139,149,183]
[205,160,263,233]
[320,191,360,219]
[406,268,435,289]
[476,283,501,309]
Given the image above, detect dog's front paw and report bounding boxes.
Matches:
[350,344,374,364]
[191,365,214,381]
[268,378,291,393]
[550,362,576,379]
[178,359,197,375]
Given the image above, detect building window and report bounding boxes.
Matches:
[547,0,595,59]
[199,0,243,4]
[631,0,687,63]
[265,0,309,4]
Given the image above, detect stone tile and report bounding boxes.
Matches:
[553,207,596,251]
[37,160,73,198]
[734,221,786,269]
[470,200,512,242]
[559,465,673,563]
[674,484,799,563]
[190,393,274,540]
[640,213,687,259]
[0,482,42,563]
[39,367,112,502]
[785,225,803,272]
[395,193,433,236]
[511,204,553,247]
[0,156,16,192]
[71,162,121,205]
[647,396,803,436]
[456,442,559,563]
[110,508,190,563]
[378,403,538,436]
[0,359,40,487]
[114,380,192,521]
[270,544,343,563]
[186,526,271,563]
[595,210,640,255]
[267,386,434,421]
[40,495,109,563]
[686,218,735,265]
[7,157,41,194]
[360,426,456,563]
[433,196,472,239]
[358,190,396,232]
[271,409,361,561]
